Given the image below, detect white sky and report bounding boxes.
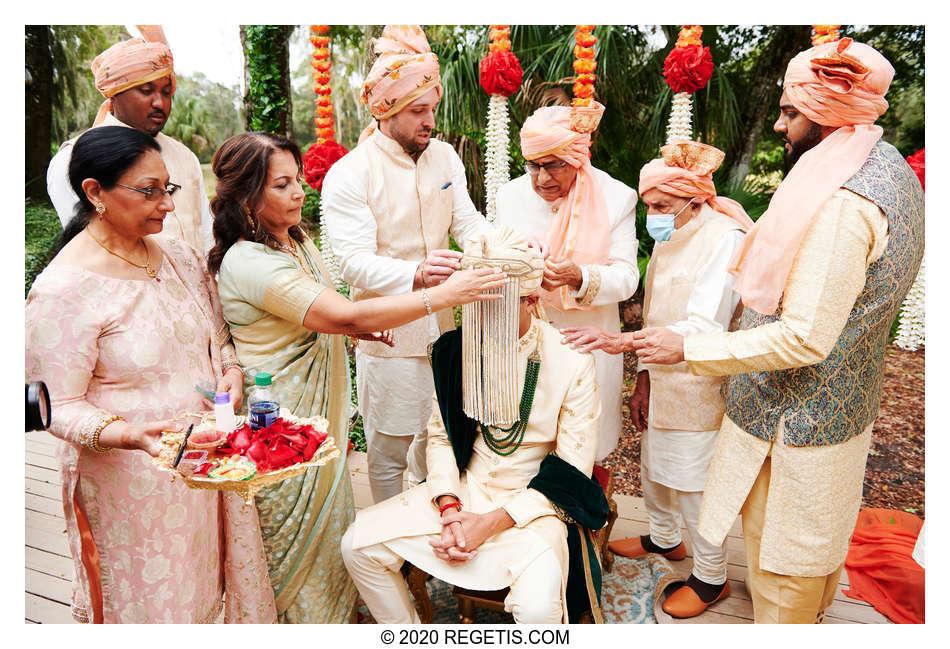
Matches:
[128,24,247,88]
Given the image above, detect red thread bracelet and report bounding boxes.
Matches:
[438,500,462,515]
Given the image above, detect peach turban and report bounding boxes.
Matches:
[729,38,894,315]
[91,26,176,127]
[519,101,611,311]
[358,25,442,142]
[638,141,753,231]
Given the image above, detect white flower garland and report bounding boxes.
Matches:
[894,255,925,351]
[319,199,347,291]
[666,91,693,144]
[484,93,511,222]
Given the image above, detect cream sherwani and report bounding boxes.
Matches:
[495,170,638,460]
[322,129,492,502]
[687,190,889,580]
[46,113,213,255]
[341,319,601,623]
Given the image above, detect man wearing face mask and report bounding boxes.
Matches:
[46,26,213,255]
[561,140,752,618]
[625,40,924,623]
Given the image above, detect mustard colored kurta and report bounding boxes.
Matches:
[686,189,889,577]
[347,318,601,623]
[495,171,638,459]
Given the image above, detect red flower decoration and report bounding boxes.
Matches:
[303,140,349,192]
[906,148,924,191]
[479,50,523,97]
[664,44,714,94]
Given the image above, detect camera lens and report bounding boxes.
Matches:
[26,382,51,432]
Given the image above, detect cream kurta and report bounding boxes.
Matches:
[46,113,213,254]
[640,205,744,492]
[348,318,601,622]
[685,189,889,576]
[322,129,492,454]
[495,171,638,460]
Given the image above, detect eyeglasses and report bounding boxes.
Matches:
[116,182,182,201]
[524,160,569,175]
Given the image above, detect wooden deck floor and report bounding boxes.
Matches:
[26,431,889,624]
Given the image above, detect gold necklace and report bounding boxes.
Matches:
[87,229,159,279]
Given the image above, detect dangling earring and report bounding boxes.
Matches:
[243,205,255,231]
[95,202,106,216]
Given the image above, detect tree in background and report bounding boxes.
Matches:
[241,25,295,138]
[163,72,243,163]
[25,25,128,202]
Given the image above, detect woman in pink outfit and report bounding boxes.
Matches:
[25,126,276,623]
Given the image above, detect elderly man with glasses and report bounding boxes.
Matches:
[47,26,213,256]
[495,102,639,462]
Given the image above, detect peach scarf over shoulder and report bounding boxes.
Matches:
[519,102,611,310]
[91,25,176,126]
[638,140,753,232]
[728,38,894,315]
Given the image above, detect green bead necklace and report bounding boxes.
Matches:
[480,354,541,456]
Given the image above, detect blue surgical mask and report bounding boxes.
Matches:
[646,198,694,242]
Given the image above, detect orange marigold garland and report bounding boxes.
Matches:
[302,25,347,288]
[480,25,523,221]
[811,25,841,46]
[571,25,597,107]
[663,25,713,143]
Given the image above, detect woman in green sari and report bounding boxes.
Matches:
[208,132,504,623]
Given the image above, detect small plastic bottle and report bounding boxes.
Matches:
[248,372,279,430]
[214,392,237,433]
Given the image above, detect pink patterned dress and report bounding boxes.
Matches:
[25,236,276,623]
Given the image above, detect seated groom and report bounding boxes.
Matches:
[341,227,609,624]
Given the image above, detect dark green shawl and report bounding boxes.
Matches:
[430,328,609,622]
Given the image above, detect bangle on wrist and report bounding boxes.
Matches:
[438,499,462,515]
[222,363,244,380]
[421,288,433,316]
[87,414,125,453]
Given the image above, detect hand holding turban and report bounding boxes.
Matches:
[638,140,753,231]
[729,38,894,315]
[519,102,612,311]
[91,25,176,127]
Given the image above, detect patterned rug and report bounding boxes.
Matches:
[358,555,674,624]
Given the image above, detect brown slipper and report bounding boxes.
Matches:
[608,535,687,560]
[661,580,731,619]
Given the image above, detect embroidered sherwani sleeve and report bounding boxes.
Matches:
[447,150,493,247]
[425,393,462,506]
[684,190,889,376]
[576,188,640,307]
[503,353,601,527]
[322,164,419,296]
[666,230,744,336]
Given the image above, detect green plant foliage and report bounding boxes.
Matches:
[163,73,243,163]
[25,202,62,297]
[48,26,130,144]
[245,25,289,134]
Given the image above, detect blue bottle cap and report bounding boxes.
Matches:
[214,392,231,404]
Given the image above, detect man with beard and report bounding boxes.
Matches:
[628,39,924,622]
[47,26,213,255]
[322,25,492,503]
